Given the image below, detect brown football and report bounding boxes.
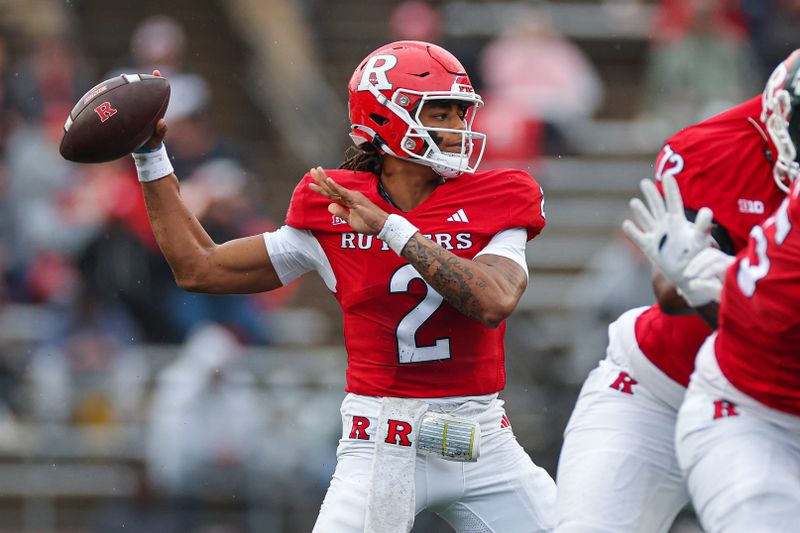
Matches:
[59,73,170,163]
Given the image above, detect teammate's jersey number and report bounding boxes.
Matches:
[655,144,684,182]
[389,265,451,363]
[737,198,792,297]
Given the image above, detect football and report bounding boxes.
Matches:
[59,73,170,163]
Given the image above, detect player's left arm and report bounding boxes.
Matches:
[309,168,528,328]
[401,235,527,328]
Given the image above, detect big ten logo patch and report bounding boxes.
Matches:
[712,399,739,420]
[385,419,414,447]
[341,232,473,251]
[609,371,638,395]
[94,102,118,122]
[738,199,765,214]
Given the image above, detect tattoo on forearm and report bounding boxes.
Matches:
[402,235,491,321]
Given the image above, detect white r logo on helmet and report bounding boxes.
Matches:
[357,54,398,91]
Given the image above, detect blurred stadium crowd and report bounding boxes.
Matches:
[0,0,799,531]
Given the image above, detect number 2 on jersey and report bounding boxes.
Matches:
[389,264,451,363]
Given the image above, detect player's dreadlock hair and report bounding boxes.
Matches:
[339,142,383,175]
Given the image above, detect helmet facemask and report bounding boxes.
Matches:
[355,81,486,179]
[762,57,800,193]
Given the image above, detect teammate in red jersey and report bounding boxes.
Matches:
[555,52,798,533]
[675,52,800,533]
[128,41,555,532]
[619,50,800,533]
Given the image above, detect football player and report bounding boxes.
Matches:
[130,41,556,532]
[624,52,800,531]
[676,53,800,533]
[554,51,799,532]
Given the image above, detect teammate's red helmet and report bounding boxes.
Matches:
[762,49,800,193]
[348,40,485,178]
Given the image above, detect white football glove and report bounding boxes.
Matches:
[622,174,715,306]
[682,247,736,304]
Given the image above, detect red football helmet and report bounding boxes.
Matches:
[348,40,485,178]
[762,49,800,193]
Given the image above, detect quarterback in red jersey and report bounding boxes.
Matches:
[555,53,796,532]
[127,41,555,532]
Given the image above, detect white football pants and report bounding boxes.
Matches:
[313,393,556,532]
[556,307,689,533]
[676,335,800,533]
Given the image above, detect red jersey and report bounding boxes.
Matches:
[285,168,546,398]
[716,180,800,415]
[634,97,785,386]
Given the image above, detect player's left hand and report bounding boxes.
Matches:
[622,174,715,306]
[309,167,389,235]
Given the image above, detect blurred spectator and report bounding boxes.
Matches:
[472,93,544,171]
[387,0,485,94]
[157,73,243,179]
[479,9,604,156]
[640,0,760,137]
[388,0,441,43]
[0,26,95,306]
[5,32,93,122]
[26,290,148,428]
[128,15,188,78]
[651,0,749,44]
[4,107,95,302]
[146,324,268,495]
[146,324,268,528]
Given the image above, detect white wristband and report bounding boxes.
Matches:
[132,143,174,182]
[377,214,419,255]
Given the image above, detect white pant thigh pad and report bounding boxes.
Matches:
[556,359,688,533]
[676,347,800,533]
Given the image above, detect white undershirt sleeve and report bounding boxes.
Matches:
[262,226,337,292]
[473,227,529,280]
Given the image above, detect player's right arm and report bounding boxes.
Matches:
[138,119,283,294]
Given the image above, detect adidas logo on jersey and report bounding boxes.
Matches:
[447,209,469,222]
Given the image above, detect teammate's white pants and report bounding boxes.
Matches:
[313,393,556,532]
[556,307,689,533]
[676,335,800,533]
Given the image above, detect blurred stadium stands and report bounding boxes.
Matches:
[0,0,791,531]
